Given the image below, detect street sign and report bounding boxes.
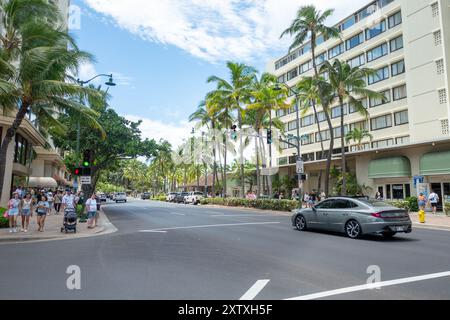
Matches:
[296,160,304,174]
[80,176,91,185]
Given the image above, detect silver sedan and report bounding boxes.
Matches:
[291,197,412,239]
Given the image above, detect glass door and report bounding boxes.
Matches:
[431,183,443,212]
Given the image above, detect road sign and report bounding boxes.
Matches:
[80,176,91,185]
[296,160,304,174]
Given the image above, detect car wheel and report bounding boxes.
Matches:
[295,215,307,231]
[345,220,362,239]
[382,232,396,239]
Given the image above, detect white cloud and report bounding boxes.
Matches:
[125,114,193,148]
[84,0,369,63]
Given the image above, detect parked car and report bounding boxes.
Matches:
[291,197,412,239]
[115,192,127,203]
[98,193,107,202]
[141,192,151,200]
[174,192,189,203]
[184,191,204,205]
[166,192,178,202]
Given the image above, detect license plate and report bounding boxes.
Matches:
[393,226,405,232]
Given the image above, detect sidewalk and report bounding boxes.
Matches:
[0,209,117,244]
[409,212,450,231]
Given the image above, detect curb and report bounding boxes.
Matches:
[0,208,117,245]
[200,204,293,216]
[412,223,450,232]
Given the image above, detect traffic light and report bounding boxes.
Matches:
[83,150,92,167]
[267,129,273,145]
[231,125,238,141]
[74,167,82,176]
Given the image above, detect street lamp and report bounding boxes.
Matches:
[73,74,116,190]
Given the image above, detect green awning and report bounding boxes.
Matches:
[420,151,450,175]
[368,156,411,179]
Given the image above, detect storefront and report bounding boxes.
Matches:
[420,151,450,211]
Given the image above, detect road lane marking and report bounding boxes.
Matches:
[139,221,280,233]
[286,271,450,300]
[240,280,270,300]
[170,212,186,216]
[209,214,271,217]
[141,230,168,233]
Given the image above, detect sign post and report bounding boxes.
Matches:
[80,176,91,185]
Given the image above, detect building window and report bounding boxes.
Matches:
[278,157,288,166]
[372,138,394,149]
[14,134,31,166]
[315,52,326,66]
[371,114,392,131]
[434,30,442,46]
[368,66,389,85]
[347,53,365,68]
[436,59,444,75]
[302,152,315,162]
[432,2,439,17]
[301,115,314,127]
[349,120,368,131]
[328,43,345,59]
[442,119,449,135]
[388,11,402,29]
[370,89,391,108]
[393,84,407,100]
[367,43,388,62]
[391,60,405,76]
[277,74,286,84]
[316,130,330,142]
[366,20,386,40]
[316,111,327,122]
[349,99,368,113]
[346,32,364,50]
[331,105,347,119]
[390,35,403,52]
[394,110,409,125]
[334,126,349,139]
[288,120,298,131]
[396,136,410,145]
[299,60,312,74]
[439,89,447,104]
[276,109,286,117]
[301,133,315,146]
[287,68,299,81]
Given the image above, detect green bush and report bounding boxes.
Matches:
[151,195,167,202]
[445,203,450,216]
[200,198,299,212]
[385,198,421,212]
[405,197,419,212]
[0,207,9,229]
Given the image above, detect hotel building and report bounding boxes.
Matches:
[267,0,450,209]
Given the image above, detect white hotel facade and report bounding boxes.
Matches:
[267,0,450,208]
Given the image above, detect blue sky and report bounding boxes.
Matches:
[69,0,367,147]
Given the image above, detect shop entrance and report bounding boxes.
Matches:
[431,183,444,211]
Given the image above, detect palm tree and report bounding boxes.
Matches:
[321,59,384,195]
[0,3,101,198]
[346,128,373,150]
[280,5,340,197]
[247,72,290,197]
[207,61,257,198]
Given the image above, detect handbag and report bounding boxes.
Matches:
[3,210,8,218]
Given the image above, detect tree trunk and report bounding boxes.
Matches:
[223,133,228,198]
[196,166,200,191]
[324,112,334,197]
[255,133,261,198]
[339,97,347,196]
[238,109,245,198]
[0,102,30,200]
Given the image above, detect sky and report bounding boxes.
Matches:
[70,0,369,149]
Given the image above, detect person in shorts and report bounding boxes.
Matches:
[85,194,98,229]
[7,192,21,233]
[428,190,439,214]
[20,193,33,232]
[36,196,50,232]
[418,193,427,211]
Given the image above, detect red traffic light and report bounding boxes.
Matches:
[74,168,81,176]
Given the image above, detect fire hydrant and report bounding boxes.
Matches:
[419,209,426,224]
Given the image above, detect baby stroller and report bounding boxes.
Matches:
[61,208,77,234]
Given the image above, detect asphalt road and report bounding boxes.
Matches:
[1,198,450,300]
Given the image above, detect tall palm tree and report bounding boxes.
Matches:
[321,59,383,195]
[247,72,290,197]
[281,5,340,197]
[0,5,101,198]
[345,128,373,150]
[207,61,257,198]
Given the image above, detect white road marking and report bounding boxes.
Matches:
[170,212,186,216]
[240,280,271,300]
[286,271,450,300]
[209,214,270,217]
[139,221,280,233]
[141,230,168,233]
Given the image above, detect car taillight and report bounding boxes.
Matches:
[372,212,382,218]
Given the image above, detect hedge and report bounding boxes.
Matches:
[200,198,299,212]
[445,203,450,216]
[152,195,167,202]
[0,208,8,229]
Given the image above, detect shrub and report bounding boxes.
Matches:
[151,195,167,202]
[0,208,9,229]
[445,203,450,216]
[405,197,419,212]
[200,198,299,212]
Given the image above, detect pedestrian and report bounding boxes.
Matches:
[279,192,284,200]
[320,191,326,201]
[428,190,439,214]
[36,195,50,232]
[20,193,33,233]
[375,192,382,200]
[85,194,98,229]
[303,192,310,208]
[15,186,23,199]
[47,191,54,215]
[309,192,317,208]
[6,192,21,233]
[62,189,76,211]
[418,193,427,211]
[54,190,62,214]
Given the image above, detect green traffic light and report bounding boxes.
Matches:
[83,161,90,167]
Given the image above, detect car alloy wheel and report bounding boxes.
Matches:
[346,220,362,239]
[295,215,307,231]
